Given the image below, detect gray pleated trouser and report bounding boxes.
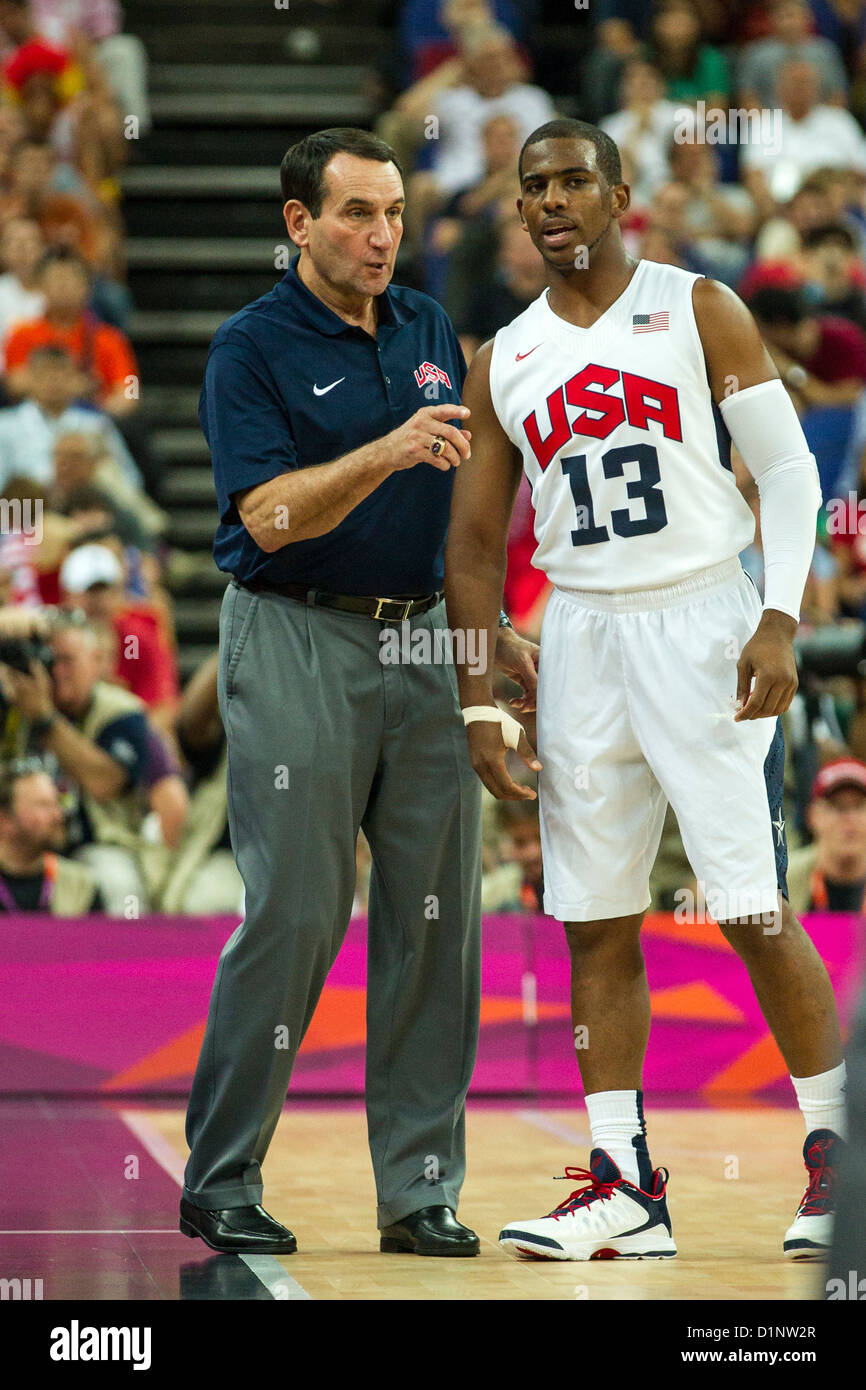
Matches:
[182,580,482,1226]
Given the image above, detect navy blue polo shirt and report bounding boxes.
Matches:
[202,255,467,595]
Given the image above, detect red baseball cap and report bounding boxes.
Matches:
[2,39,70,92]
[811,758,866,801]
[738,260,802,302]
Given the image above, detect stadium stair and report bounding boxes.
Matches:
[122,0,385,680]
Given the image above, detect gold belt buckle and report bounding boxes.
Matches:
[373,597,414,621]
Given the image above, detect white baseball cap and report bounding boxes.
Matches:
[59,543,123,594]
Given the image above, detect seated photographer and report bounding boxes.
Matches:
[158,648,243,916]
[0,605,157,914]
[141,719,188,854]
[0,756,101,913]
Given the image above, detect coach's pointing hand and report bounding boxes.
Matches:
[385,403,471,473]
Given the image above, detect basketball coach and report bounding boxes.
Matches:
[179,128,539,1257]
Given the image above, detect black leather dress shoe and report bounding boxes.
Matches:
[179,1197,297,1254]
[380,1205,480,1256]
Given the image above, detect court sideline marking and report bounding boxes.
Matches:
[514,1109,591,1147]
[515,1107,769,1161]
[119,1108,312,1301]
[0,1228,179,1234]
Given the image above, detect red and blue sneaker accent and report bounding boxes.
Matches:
[499,1148,677,1261]
[783,1128,842,1260]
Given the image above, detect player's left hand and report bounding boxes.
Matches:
[734,610,798,722]
[494,627,539,713]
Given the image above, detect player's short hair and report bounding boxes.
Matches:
[279,128,403,218]
[518,118,623,188]
[747,285,808,326]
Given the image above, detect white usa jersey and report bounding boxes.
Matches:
[488,259,755,591]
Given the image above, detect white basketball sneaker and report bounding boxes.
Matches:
[783,1129,842,1260]
[499,1149,677,1260]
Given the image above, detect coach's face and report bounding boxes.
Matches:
[285,152,404,302]
[518,137,629,269]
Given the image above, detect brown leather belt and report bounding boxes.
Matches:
[237,576,443,622]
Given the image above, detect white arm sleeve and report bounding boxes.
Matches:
[718,379,822,623]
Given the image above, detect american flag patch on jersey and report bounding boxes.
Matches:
[633,312,669,333]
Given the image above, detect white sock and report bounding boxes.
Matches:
[790,1062,847,1139]
[585,1089,651,1188]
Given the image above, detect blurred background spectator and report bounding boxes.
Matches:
[57,540,179,737]
[599,58,681,203]
[736,0,848,110]
[648,0,730,108]
[381,21,554,240]
[0,754,100,910]
[451,214,547,358]
[0,606,167,912]
[4,247,137,419]
[481,798,544,912]
[788,758,866,913]
[165,647,244,916]
[24,0,150,136]
[0,215,43,357]
[741,58,866,210]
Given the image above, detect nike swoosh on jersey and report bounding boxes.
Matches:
[515,344,542,361]
[312,377,346,395]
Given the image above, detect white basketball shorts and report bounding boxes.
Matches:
[536,556,788,923]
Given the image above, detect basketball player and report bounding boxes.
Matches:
[444,119,845,1261]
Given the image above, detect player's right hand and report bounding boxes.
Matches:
[466,719,541,800]
[384,404,471,473]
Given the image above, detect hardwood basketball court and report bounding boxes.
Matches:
[137,1102,825,1301]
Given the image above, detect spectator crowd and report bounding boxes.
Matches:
[0,1,235,920]
[3,0,866,918]
[376,0,866,920]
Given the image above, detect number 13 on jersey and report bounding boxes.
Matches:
[562,443,668,546]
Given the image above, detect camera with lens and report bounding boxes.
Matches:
[0,632,55,725]
[0,635,55,676]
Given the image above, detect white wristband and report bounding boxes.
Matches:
[461,705,523,749]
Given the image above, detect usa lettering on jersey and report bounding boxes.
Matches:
[488,260,756,589]
[523,363,682,469]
